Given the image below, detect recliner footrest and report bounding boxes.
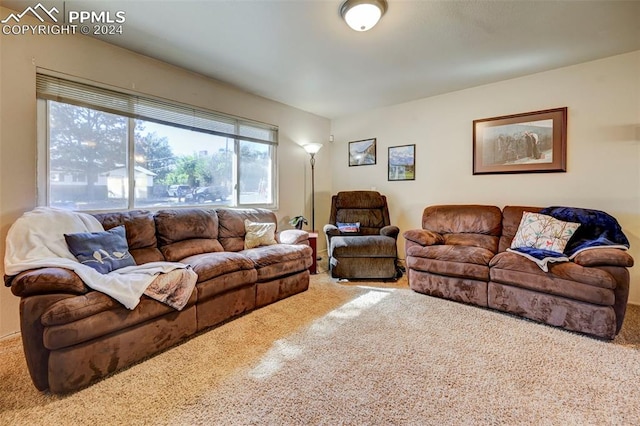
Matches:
[331,235,397,258]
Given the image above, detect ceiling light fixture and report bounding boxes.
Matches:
[340,0,388,32]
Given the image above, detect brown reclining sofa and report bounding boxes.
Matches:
[5,207,312,393]
[404,205,634,339]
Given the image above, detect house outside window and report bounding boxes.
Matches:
[37,73,278,211]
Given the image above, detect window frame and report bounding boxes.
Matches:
[36,71,279,212]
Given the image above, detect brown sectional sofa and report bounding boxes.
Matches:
[5,207,312,394]
[404,205,634,339]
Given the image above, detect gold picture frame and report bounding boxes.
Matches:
[473,107,567,174]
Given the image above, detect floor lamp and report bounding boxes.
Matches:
[303,143,323,231]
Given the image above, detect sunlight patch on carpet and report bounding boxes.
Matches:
[248,289,393,379]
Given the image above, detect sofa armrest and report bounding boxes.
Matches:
[323,224,341,258]
[8,268,89,298]
[278,229,309,245]
[403,229,444,246]
[380,225,400,239]
[323,224,340,237]
[573,248,634,268]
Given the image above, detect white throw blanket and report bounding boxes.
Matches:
[4,207,192,310]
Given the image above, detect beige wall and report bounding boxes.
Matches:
[331,51,640,304]
[0,7,332,337]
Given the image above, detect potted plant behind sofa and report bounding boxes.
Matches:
[289,215,308,230]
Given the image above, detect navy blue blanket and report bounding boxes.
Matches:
[509,206,630,271]
[542,206,629,256]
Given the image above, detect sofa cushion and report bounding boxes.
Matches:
[128,247,167,265]
[407,244,495,266]
[335,210,384,234]
[241,244,312,281]
[406,244,494,281]
[217,208,278,252]
[511,211,580,254]
[490,252,616,305]
[407,256,490,282]
[335,191,386,209]
[183,252,257,304]
[181,251,255,283]
[241,244,312,267]
[41,291,120,326]
[93,210,164,264]
[490,251,616,288]
[442,234,499,253]
[422,205,502,236]
[162,239,225,262]
[42,292,197,350]
[155,209,224,261]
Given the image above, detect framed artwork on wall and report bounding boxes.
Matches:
[388,144,415,181]
[472,107,567,175]
[348,138,376,166]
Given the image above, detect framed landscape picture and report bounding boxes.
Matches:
[348,138,376,166]
[472,107,567,175]
[388,144,415,181]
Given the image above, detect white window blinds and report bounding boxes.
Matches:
[36,73,278,145]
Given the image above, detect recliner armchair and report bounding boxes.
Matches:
[323,191,399,279]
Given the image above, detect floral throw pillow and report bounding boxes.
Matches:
[511,212,580,254]
[64,225,136,274]
[244,220,277,249]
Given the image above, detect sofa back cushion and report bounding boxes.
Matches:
[155,209,223,261]
[335,210,386,234]
[92,210,164,264]
[217,208,278,252]
[422,205,502,253]
[499,206,543,252]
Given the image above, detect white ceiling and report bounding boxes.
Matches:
[3,0,640,119]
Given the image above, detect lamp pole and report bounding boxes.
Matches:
[309,152,316,232]
[303,143,323,232]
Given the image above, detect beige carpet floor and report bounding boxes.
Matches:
[1,273,640,425]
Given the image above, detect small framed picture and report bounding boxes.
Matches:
[473,107,567,174]
[388,144,415,181]
[349,138,376,166]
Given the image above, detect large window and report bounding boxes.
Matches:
[37,73,277,211]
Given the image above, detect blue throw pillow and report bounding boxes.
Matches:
[64,225,136,274]
[337,222,360,233]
